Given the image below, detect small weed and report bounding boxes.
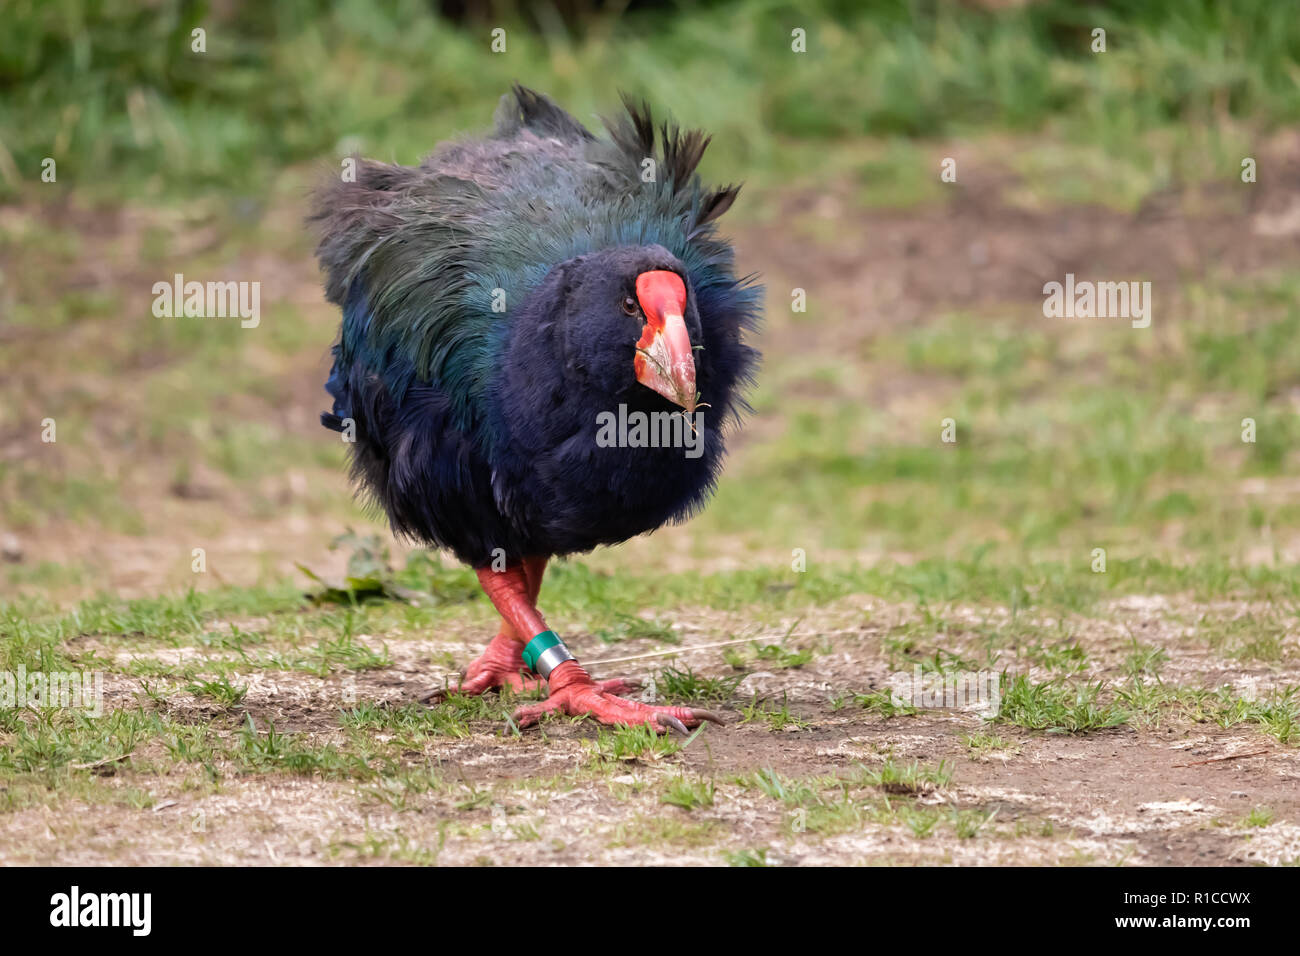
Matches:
[590,723,683,763]
[654,664,742,704]
[997,675,1129,733]
[738,694,810,731]
[662,776,715,810]
[1239,807,1274,829]
[855,689,917,718]
[725,848,771,867]
[184,676,247,706]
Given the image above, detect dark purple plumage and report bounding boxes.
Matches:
[312,86,761,567]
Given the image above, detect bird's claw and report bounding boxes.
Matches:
[418,679,468,705]
[656,713,690,736]
[510,666,724,733]
[417,686,445,704]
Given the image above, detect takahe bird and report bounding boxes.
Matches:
[312,85,760,732]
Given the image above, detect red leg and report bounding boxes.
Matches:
[463,559,722,733]
[424,558,722,731]
[420,557,633,705]
[521,555,547,608]
[419,560,545,702]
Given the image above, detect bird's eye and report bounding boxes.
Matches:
[621,295,639,316]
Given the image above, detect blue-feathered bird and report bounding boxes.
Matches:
[312,86,760,730]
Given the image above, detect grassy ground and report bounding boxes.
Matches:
[2,1,1299,864]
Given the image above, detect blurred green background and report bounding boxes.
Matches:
[2,0,1297,199]
[1,0,1298,608]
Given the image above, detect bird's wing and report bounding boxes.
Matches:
[310,90,593,422]
[310,153,494,422]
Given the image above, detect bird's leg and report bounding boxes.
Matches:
[420,558,548,702]
[421,557,627,703]
[470,561,722,734]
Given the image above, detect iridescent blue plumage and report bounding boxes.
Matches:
[313,86,760,566]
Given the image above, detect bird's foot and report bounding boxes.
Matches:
[511,661,723,734]
[419,633,541,703]
[418,634,638,704]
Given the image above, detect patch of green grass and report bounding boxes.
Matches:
[1211,687,1300,745]
[589,723,683,764]
[3,560,93,593]
[724,639,812,670]
[1124,640,1171,677]
[0,708,166,776]
[7,556,1300,681]
[163,724,222,776]
[611,815,719,848]
[1239,807,1274,829]
[196,624,267,653]
[356,766,445,811]
[0,470,144,535]
[855,689,918,718]
[510,821,542,842]
[749,638,814,670]
[738,695,810,732]
[964,733,1019,758]
[653,664,743,704]
[732,762,992,844]
[896,804,941,839]
[299,631,392,675]
[1232,634,1287,663]
[1194,610,1293,663]
[340,698,507,741]
[1024,641,1089,674]
[881,632,921,669]
[184,676,247,706]
[1113,678,1186,729]
[329,830,443,865]
[736,767,825,808]
[0,586,303,672]
[1190,686,1294,743]
[235,715,375,779]
[854,758,953,795]
[951,808,997,840]
[790,791,867,836]
[592,613,679,645]
[714,267,1300,566]
[722,648,748,670]
[661,775,715,811]
[724,847,771,867]
[996,675,1130,734]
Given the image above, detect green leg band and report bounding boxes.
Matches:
[521,630,576,678]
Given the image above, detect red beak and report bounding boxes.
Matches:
[634,270,696,412]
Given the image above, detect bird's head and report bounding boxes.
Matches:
[549,244,701,413]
